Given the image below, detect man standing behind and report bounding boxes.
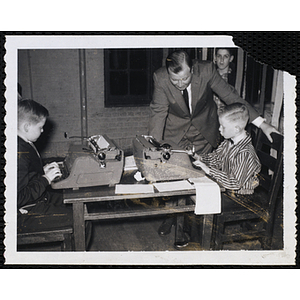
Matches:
[148,50,278,248]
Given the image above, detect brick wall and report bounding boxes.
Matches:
[17,48,283,158]
[18,49,153,158]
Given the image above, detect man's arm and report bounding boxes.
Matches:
[255,119,280,142]
[148,72,169,141]
[208,62,279,142]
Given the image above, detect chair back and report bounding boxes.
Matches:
[255,129,283,217]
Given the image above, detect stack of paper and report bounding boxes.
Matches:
[115,184,154,194]
[153,180,194,192]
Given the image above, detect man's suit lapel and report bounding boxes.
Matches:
[168,82,190,117]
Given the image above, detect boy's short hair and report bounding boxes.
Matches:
[18,99,49,126]
[215,48,234,56]
[219,103,249,129]
[166,50,193,74]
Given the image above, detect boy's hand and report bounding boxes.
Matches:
[43,162,62,183]
[186,149,201,160]
[193,160,210,174]
[43,162,59,173]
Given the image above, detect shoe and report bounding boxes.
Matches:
[174,224,189,250]
[158,217,175,236]
[175,242,203,251]
[174,240,189,250]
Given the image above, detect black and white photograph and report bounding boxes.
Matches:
[3,35,296,265]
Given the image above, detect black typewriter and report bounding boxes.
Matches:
[51,134,124,189]
[132,135,204,182]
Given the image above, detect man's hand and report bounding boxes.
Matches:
[260,122,280,143]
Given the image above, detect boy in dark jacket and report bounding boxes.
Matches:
[17,99,73,235]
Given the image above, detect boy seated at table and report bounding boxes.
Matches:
[192,102,261,195]
[17,99,74,235]
[17,99,77,244]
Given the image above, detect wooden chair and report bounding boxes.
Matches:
[17,227,73,251]
[212,130,283,250]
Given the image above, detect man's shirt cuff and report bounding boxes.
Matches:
[252,116,266,128]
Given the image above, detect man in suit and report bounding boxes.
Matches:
[149,50,278,249]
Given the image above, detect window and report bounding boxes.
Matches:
[104,49,163,107]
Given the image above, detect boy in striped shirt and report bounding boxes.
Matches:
[193,103,261,195]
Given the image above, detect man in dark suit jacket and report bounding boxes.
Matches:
[148,50,278,248]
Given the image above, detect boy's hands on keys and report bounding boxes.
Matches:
[43,162,59,172]
[43,162,62,183]
[185,146,201,161]
[193,160,210,174]
[186,149,201,161]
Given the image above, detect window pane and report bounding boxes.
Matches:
[130,49,147,69]
[109,49,128,70]
[104,48,163,107]
[130,71,147,95]
[110,71,128,95]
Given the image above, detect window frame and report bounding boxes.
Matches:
[104,48,163,107]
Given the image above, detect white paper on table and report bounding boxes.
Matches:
[153,180,194,192]
[115,184,154,194]
[133,171,144,181]
[189,177,221,215]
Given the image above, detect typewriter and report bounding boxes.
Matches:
[51,134,124,189]
[132,135,205,182]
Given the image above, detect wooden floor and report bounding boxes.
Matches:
[87,211,283,252]
[88,216,177,252]
[86,193,283,251]
[18,197,283,252]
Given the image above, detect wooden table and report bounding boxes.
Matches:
[63,171,214,251]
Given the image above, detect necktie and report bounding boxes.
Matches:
[182,88,189,111]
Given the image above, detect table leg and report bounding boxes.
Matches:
[201,214,214,250]
[175,197,186,243]
[72,202,86,251]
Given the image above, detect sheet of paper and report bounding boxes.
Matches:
[193,177,221,215]
[189,177,217,185]
[124,155,138,171]
[153,180,194,192]
[97,135,110,149]
[115,184,154,194]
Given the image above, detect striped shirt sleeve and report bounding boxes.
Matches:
[201,135,261,193]
[208,150,260,191]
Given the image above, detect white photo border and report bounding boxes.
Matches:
[4,35,297,265]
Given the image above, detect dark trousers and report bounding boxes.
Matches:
[178,124,213,155]
[173,124,214,242]
[17,189,73,234]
